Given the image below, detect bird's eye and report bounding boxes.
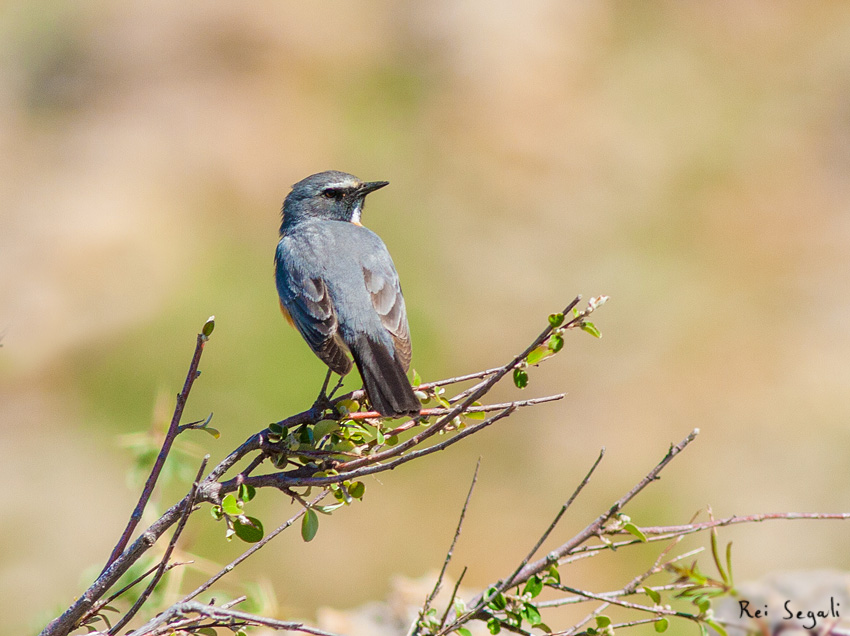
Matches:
[323,188,343,200]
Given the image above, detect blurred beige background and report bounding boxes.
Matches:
[3,1,850,634]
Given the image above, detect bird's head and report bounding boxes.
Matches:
[281,171,389,228]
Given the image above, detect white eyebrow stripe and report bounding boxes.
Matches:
[323,180,359,190]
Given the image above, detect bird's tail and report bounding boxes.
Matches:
[350,334,420,418]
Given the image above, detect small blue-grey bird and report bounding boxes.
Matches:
[274,171,420,418]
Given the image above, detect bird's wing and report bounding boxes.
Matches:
[362,258,412,372]
[275,242,352,375]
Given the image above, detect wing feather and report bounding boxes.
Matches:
[362,264,412,371]
[275,245,351,375]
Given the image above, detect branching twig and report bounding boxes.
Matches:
[103,331,209,572]
[109,455,209,634]
[178,489,331,604]
[124,600,341,636]
[440,448,604,634]
[413,461,480,636]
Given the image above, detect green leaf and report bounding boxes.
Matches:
[705,620,727,636]
[210,505,223,521]
[548,312,564,328]
[526,346,549,366]
[486,587,507,611]
[202,316,215,338]
[726,541,734,586]
[486,617,501,634]
[301,508,319,542]
[523,575,544,599]
[386,434,399,446]
[548,332,564,353]
[238,483,256,502]
[513,368,529,389]
[644,586,661,604]
[199,426,220,439]
[545,564,560,585]
[314,502,345,514]
[221,494,242,516]
[335,399,359,416]
[654,617,669,632]
[348,481,366,499]
[623,522,647,543]
[197,629,217,636]
[456,629,472,636]
[298,425,314,444]
[234,516,264,543]
[412,368,422,386]
[466,402,486,420]
[580,321,602,338]
[312,419,340,440]
[595,616,611,628]
[522,602,542,626]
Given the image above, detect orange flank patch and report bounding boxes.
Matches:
[279,300,296,328]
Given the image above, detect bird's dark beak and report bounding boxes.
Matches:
[358,180,389,196]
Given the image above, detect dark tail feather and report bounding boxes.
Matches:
[350,334,420,418]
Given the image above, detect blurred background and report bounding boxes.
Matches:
[3,1,850,634]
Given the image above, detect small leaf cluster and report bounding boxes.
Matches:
[211,483,264,543]
[414,380,485,429]
[483,565,560,634]
[669,532,735,636]
[513,307,596,390]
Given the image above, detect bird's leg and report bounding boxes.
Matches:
[312,369,335,414]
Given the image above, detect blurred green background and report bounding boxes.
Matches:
[4,1,850,634]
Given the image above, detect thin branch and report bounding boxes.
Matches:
[441,448,605,634]
[109,455,209,634]
[438,566,467,631]
[335,296,583,473]
[346,393,564,422]
[103,331,209,572]
[414,461,481,636]
[441,429,700,636]
[619,512,850,536]
[234,407,517,491]
[124,600,341,636]
[178,489,331,604]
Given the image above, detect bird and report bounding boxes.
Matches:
[274,170,421,418]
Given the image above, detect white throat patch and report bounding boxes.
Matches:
[351,199,363,225]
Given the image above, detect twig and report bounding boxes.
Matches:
[346,393,564,422]
[109,455,209,634]
[440,448,605,635]
[178,489,330,603]
[618,512,850,536]
[553,548,705,635]
[103,331,209,572]
[233,407,517,491]
[444,429,700,635]
[336,296,583,473]
[413,461,480,636]
[124,600,341,636]
[438,567,467,631]
[536,582,693,608]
